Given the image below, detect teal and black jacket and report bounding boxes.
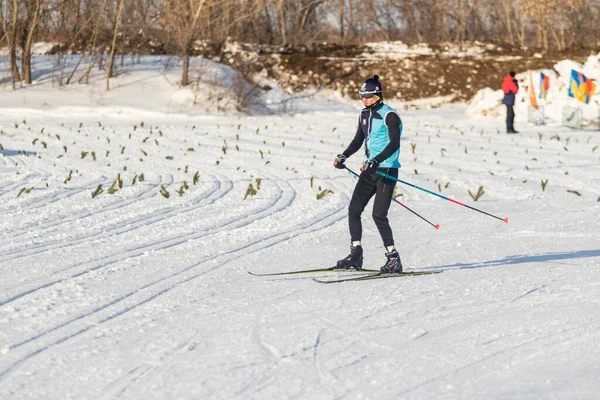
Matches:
[342,101,402,168]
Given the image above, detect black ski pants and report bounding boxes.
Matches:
[348,168,398,247]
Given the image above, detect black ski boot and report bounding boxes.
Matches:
[336,246,363,270]
[380,250,402,273]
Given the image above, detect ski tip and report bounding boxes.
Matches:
[503,217,509,223]
[434,224,440,230]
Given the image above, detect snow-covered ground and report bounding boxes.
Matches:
[1,55,600,399]
[0,54,357,116]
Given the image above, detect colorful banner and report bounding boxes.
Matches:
[539,73,550,100]
[568,70,596,104]
[529,71,538,108]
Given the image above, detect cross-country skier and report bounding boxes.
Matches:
[332,75,403,273]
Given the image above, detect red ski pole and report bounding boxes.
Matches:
[344,167,440,230]
[375,170,508,223]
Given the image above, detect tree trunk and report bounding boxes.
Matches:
[59,18,89,85]
[106,0,124,91]
[84,0,108,84]
[543,26,548,51]
[299,0,322,39]
[517,15,526,49]
[339,0,345,43]
[347,0,354,41]
[22,46,32,84]
[23,0,41,84]
[8,0,21,87]
[456,0,475,43]
[181,50,190,86]
[276,0,287,44]
[264,0,274,43]
[66,53,84,85]
[83,33,98,84]
[502,1,514,45]
[402,1,423,43]
[551,27,566,51]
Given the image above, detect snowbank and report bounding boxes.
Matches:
[0,54,355,116]
[361,41,502,60]
[0,42,57,56]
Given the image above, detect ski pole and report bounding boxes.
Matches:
[344,166,440,230]
[375,170,508,223]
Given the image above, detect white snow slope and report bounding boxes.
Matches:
[1,55,600,400]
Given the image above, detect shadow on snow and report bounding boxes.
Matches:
[1,149,36,156]
[432,249,600,271]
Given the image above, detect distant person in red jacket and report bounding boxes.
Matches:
[502,71,519,133]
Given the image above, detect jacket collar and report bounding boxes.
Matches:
[364,99,384,111]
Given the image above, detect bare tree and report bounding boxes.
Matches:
[21,0,42,84]
[257,0,275,43]
[447,0,477,42]
[58,1,95,85]
[160,0,216,86]
[82,0,109,84]
[297,0,325,42]
[2,0,600,73]
[391,0,424,43]
[106,0,124,90]
[0,1,6,41]
[275,0,288,44]
[336,0,345,42]
[551,0,584,51]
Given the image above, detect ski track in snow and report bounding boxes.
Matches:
[0,174,162,239]
[0,173,209,259]
[1,169,314,299]
[1,102,599,400]
[0,162,352,387]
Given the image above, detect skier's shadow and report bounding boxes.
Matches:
[431,249,600,271]
[1,149,35,156]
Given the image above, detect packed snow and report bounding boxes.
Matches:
[1,52,599,400]
[361,41,505,60]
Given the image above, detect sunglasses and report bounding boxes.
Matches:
[360,92,376,99]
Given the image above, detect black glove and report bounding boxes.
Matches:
[334,154,347,169]
[362,159,379,175]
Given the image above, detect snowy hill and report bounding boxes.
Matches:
[1,55,600,399]
[0,48,364,117]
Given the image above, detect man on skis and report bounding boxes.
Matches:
[333,75,403,274]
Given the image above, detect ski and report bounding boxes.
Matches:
[248,267,379,277]
[313,270,441,284]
